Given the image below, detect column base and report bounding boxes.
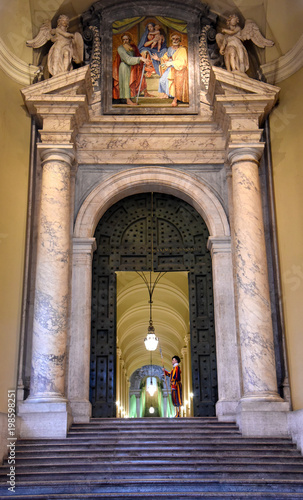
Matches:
[237,399,290,437]
[69,399,92,423]
[18,400,72,439]
[288,409,303,453]
[216,400,238,422]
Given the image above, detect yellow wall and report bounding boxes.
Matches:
[270,67,303,410]
[0,0,32,62]
[0,70,31,411]
[265,0,303,59]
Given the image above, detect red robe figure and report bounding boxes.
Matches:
[113,32,151,105]
[163,355,182,417]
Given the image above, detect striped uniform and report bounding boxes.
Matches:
[164,364,182,407]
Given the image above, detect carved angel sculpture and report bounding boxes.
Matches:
[216,14,274,74]
[26,15,83,77]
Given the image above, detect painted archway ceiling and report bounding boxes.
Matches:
[117,272,190,377]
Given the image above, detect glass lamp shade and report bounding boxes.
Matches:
[144,320,159,351]
[146,379,157,397]
[149,406,155,414]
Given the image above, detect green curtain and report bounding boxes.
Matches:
[112,17,145,34]
[140,387,145,418]
[155,17,187,33]
[112,16,187,35]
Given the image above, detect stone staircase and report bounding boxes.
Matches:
[1,417,303,499]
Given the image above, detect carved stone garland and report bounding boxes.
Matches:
[199,25,212,90]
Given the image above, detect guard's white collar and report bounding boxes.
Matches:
[173,362,178,367]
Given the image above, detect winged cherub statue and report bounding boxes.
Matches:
[216,14,274,74]
[26,15,83,77]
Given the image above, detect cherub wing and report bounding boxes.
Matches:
[240,19,274,48]
[72,32,84,64]
[26,20,52,48]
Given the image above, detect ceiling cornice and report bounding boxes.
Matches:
[261,34,303,84]
[0,37,39,86]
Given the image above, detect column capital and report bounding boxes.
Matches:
[184,334,190,346]
[228,145,265,167]
[207,236,232,257]
[38,145,75,166]
[73,237,97,257]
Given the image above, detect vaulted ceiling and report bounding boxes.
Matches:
[117,271,190,377]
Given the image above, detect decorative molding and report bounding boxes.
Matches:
[261,34,303,84]
[207,236,232,257]
[0,37,39,86]
[199,24,212,90]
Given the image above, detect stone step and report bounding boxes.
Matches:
[1,478,303,496]
[2,462,303,474]
[1,417,302,499]
[13,448,301,459]
[14,441,299,451]
[67,429,243,436]
[1,493,303,500]
[15,440,295,450]
[71,422,239,429]
[89,417,220,423]
[16,433,295,447]
[11,456,303,466]
[2,471,303,483]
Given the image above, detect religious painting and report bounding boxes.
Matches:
[112,17,189,108]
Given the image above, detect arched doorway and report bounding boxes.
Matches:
[70,167,240,424]
[90,193,217,417]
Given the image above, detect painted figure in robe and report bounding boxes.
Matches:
[138,22,167,76]
[152,32,188,107]
[113,33,150,105]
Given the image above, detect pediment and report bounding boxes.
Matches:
[210,66,280,99]
[21,66,92,101]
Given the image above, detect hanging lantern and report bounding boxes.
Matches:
[136,270,165,352]
[149,406,155,414]
[144,320,159,351]
[146,377,157,397]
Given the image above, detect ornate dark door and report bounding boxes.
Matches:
[90,193,217,417]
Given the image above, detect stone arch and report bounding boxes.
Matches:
[74,167,230,239]
[69,166,241,423]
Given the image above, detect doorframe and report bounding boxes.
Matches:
[68,166,241,422]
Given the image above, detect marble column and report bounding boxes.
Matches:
[136,394,141,418]
[163,395,167,418]
[184,335,193,417]
[123,369,127,417]
[19,146,74,438]
[127,379,130,417]
[181,346,188,416]
[31,147,74,400]
[120,360,125,416]
[207,236,241,421]
[229,147,288,435]
[116,348,121,417]
[229,147,280,401]
[68,237,96,422]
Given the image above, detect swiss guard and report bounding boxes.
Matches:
[163,355,183,417]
